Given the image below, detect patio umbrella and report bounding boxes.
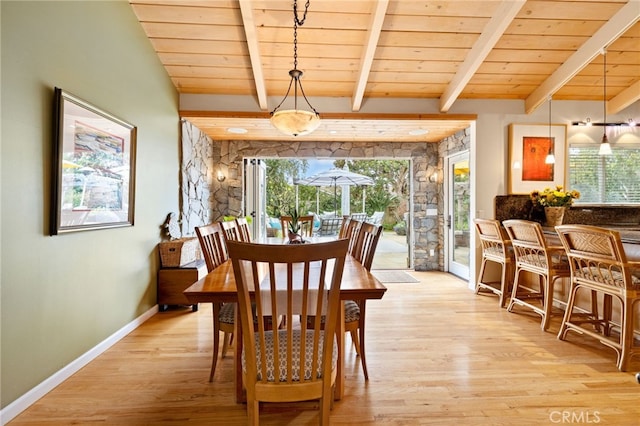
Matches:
[295,167,374,213]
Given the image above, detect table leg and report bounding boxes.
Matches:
[335,300,345,400]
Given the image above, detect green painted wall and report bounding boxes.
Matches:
[1,1,180,407]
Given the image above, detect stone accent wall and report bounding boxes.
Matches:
[180,120,471,271]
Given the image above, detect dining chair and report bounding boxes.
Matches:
[473,218,515,308]
[195,223,235,381]
[280,214,314,238]
[235,217,252,242]
[339,217,360,250]
[502,219,571,331]
[318,217,343,236]
[226,239,349,426]
[555,225,640,371]
[221,219,242,241]
[345,222,382,379]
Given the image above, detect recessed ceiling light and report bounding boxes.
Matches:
[409,129,429,136]
[329,130,337,134]
[227,127,248,134]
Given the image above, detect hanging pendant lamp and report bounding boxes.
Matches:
[270,0,320,137]
[545,96,556,164]
[599,48,612,156]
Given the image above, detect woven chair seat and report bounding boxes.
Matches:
[219,303,235,324]
[314,300,360,324]
[242,329,337,381]
[575,266,640,287]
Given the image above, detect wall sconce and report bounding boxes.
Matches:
[429,172,438,183]
[216,171,226,182]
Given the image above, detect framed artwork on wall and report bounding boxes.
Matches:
[50,88,137,235]
[508,123,566,194]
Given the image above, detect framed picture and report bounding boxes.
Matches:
[50,88,137,234]
[508,123,566,194]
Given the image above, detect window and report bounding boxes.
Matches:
[568,144,640,204]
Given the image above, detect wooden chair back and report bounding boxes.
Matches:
[235,217,252,242]
[351,222,383,271]
[280,215,314,237]
[221,219,242,242]
[226,239,349,424]
[195,223,228,272]
[341,219,362,255]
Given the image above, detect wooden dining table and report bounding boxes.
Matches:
[183,242,387,402]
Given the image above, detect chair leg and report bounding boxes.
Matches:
[499,262,511,308]
[475,258,488,294]
[558,284,578,341]
[246,397,259,426]
[350,330,360,355]
[221,331,231,357]
[507,269,522,312]
[358,300,369,380]
[618,299,633,372]
[209,303,222,382]
[541,275,553,331]
[319,392,332,426]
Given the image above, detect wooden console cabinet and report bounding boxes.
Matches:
[158,260,207,312]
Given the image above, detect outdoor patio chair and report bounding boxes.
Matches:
[318,217,343,236]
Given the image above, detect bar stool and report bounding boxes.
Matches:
[473,218,515,308]
[555,225,640,371]
[502,219,571,331]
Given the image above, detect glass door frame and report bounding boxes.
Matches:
[444,150,472,280]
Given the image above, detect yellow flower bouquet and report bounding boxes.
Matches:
[530,185,580,207]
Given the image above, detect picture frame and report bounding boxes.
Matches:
[508,123,566,194]
[50,88,137,235]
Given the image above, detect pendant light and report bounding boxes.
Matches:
[545,96,555,164]
[270,0,320,137]
[598,48,612,156]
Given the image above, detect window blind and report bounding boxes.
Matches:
[568,144,640,204]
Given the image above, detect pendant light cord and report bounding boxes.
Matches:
[603,49,607,127]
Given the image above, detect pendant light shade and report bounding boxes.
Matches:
[270,0,320,137]
[270,109,321,137]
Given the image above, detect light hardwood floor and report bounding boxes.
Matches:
[8,272,640,425]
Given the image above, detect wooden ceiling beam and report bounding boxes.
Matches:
[239,0,268,111]
[352,0,389,112]
[439,0,526,113]
[524,0,640,114]
[609,80,640,114]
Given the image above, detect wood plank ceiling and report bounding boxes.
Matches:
[129,0,640,142]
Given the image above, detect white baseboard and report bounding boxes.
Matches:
[0,305,159,425]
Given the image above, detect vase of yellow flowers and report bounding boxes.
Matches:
[530,186,580,226]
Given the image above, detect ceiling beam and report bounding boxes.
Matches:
[239,0,268,111]
[351,0,389,112]
[439,0,526,113]
[524,0,640,114]
[608,80,640,115]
